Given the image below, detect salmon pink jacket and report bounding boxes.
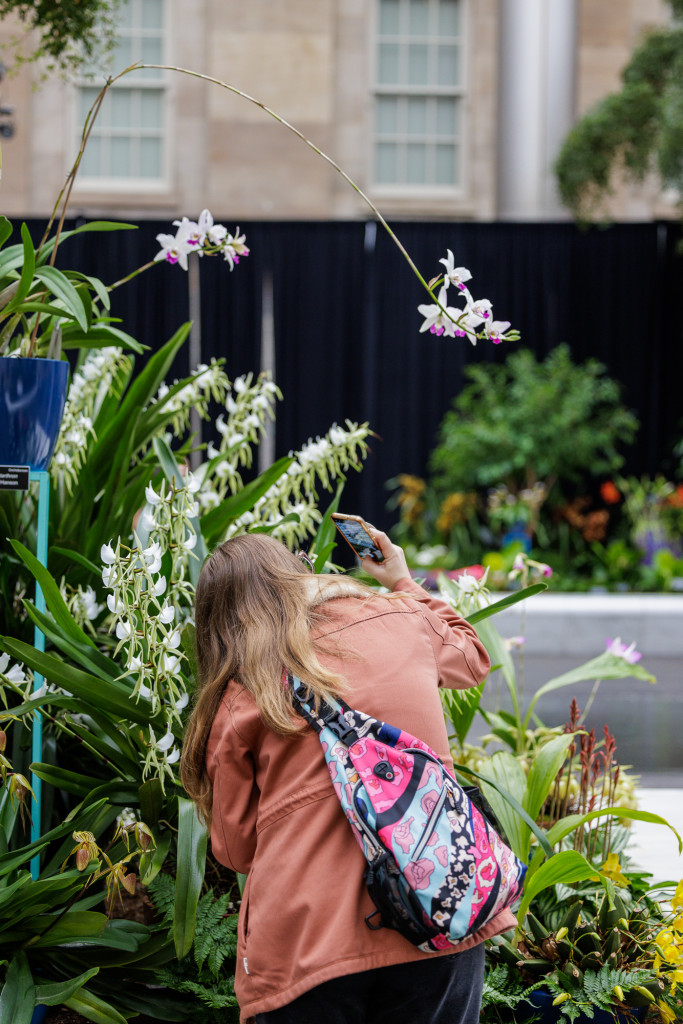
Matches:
[206,577,515,1023]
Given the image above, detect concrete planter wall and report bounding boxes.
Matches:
[473,593,682,777]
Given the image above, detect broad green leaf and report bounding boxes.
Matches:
[523,733,578,840]
[476,751,529,861]
[174,797,207,958]
[23,602,116,682]
[67,271,111,310]
[465,583,547,624]
[138,777,164,826]
[49,545,101,579]
[11,539,96,649]
[13,224,36,307]
[34,265,88,330]
[36,220,137,264]
[474,618,520,726]
[0,951,34,1024]
[0,638,155,725]
[453,762,554,859]
[517,850,598,921]
[64,987,128,1024]
[523,651,657,729]
[140,830,172,886]
[200,456,294,547]
[310,483,344,572]
[30,763,126,798]
[249,512,301,535]
[0,807,98,877]
[59,323,145,354]
[35,967,100,1006]
[11,300,78,319]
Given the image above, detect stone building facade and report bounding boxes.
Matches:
[0,0,677,222]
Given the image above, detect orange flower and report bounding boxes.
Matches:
[600,481,621,505]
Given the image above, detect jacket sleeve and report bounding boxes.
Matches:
[392,576,491,689]
[206,692,260,874]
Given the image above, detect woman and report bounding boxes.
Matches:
[182,529,514,1024]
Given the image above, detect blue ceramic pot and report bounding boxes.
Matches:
[521,989,648,1024]
[0,357,69,471]
[30,1005,48,1024]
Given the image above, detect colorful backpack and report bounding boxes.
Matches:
[290,675,527,951]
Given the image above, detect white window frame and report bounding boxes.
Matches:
[72,0,171,193]
[370,0,467,198]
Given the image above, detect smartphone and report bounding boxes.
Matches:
[331,513,385,563]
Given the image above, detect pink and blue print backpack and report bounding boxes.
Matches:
[290,675,526,951]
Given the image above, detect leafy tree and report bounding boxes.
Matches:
[0,0,121,73]
[429,345,638,501]
[555,0,683,220]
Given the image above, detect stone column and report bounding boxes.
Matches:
[497,0,578,219]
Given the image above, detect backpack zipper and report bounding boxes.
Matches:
[410,784,448,862]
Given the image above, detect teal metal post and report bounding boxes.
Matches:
[29,470,50,879]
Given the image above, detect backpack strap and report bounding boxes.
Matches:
[288,673,360,743]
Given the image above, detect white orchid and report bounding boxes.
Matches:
[157,603,175,625]
[156,729,175,752]
[0,653,26,684]
[484,319,511,345]
[116,619,132,641]
[153,229,195,271]
[145,483,162,506]
[439,251,472,292]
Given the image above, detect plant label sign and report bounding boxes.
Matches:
[0,465,30,490]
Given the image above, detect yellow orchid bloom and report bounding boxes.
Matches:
[600,852,630,888]
[657,999,677,1023]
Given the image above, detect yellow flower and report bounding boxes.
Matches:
[600,852,630,888]
[657,999,677,1023]
[672,880,683,913]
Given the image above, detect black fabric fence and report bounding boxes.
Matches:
[17,218,683,531]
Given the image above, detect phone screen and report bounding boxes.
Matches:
[332,517,384,562]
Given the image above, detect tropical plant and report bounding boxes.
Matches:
[429,346,638,513]
[555,0,683,222]
[0,0,123,74]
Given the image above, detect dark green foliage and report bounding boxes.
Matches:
[555,1,683,220]
[429,346,638,498]
[148,873,239,1021]
[0,0,122,72]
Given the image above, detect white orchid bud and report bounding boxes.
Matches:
[107,594,123,614]
[156,729,175,752]
[152,576,167,597]
[165,746,181,765]
[182,533,198,551]
[144,483,162,506]
[176,692,189,712]
[116,619,132,641]
[158,604,175,625]
[101,542,116,565]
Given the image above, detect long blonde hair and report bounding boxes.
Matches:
[181,533,379,824]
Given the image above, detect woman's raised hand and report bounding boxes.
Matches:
[360,527,411,591]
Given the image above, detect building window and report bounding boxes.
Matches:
[76,0,167,185]
[373,0,463,189]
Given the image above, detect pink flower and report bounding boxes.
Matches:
[606,637,642,664]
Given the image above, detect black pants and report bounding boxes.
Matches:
[255,942,485,1024]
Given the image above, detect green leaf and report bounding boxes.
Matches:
[138,777,164,826]
[34,265,88,330]
[67,271,111,310]
[49,545,102,578]
[200,456,294,547]
[517,850,598,922]
[35,967,100,1006]
[476,751,529,861]
[174,797,207,959]
[523,651,657,729]
[310,483,344,572]
[64,987,128,1024]
[249,512,301,535]
[13,224,36,307]
[30,763,115,798]
[441,680,484,749]
[140,830,172,886]
[59,323,145,354]
[0,952,34,1024]
[523,733,578,842]
[474,618,521,728]
[465,584,547,624]
[11,539,96,649]
[0,216,12,249]
[23,602,116,682]
[0,638,155,725]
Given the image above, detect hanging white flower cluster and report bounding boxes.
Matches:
[0,652,27,686]
[51,347,132,491]
[99,475,200,784]
[194,372,282,510]
[150,358,230,437]
[227,420,373,547]
[154,210,249,272]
